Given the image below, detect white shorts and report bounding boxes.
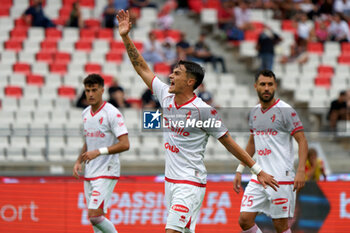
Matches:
[165,181,206,233]
[84,178,118,214]
[240,181,296,219]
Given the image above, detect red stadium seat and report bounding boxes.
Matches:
[282,20,297,34]
[97,29,113,40]
[54,52,71,64]
[317,65,334,76]
[315,76,331,88]
[165,29,182,42]
[307,42,323,54]
[154,62,171,76]
[50,63,67,74]
[252,21,265,31]
[45,28,62,41]
[338,55,350,65]
[151,29,166,41]
[106,52,123,64]
[75,40,92,51]
[244,31,260,41]
[0,8,10,17]
[59,7,71,22]
[27,74,45,86]
[13,63,31,74]
[110,41,125,53]
[62,0,75,6]
[30,0,46,6]
[341,42,350,55]
[4,40,22,52]
[58,86,76,99]
[14,18,29,28]
[101,74,114,86]
[2,0,12,8]
[40,40,57,53]
[84,19,100,29]
[80,29,96,41]
[10,28,28,41]
[188,0,203,14]
[80,0,94,8]
[36,52,54,64]
[206,0,221,9]
[85,63,102,73]
[5,86,23,98]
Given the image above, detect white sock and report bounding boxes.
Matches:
[90,216,118,233]
[243,224,262,233]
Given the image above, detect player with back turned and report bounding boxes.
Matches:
[233,70,308,233]
[73,74,130,233]
[116,10,279,233]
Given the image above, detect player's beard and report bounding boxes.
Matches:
[257,90,275,103]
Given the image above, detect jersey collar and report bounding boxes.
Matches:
[174,94,197,109]
[260,99,280,114]
[90,101,107,117]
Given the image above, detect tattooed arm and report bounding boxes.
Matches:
[117,10,155,90]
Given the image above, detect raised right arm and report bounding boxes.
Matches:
[117,10,155,90]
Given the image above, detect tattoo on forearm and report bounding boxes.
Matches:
[125,42,142,67]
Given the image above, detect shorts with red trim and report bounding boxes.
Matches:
[240,181,296,219]
[84,178,118,213]
[165,181,206,233]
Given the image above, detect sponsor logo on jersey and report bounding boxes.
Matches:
[253,128,278,136]
[172,205,189,213]
[272,198,288,205]
[291,112,297,117]
[117,113,122,118]
[163,117,190,136]
[143,110,162,129]
[293,121,302,127]
[84,130,105,138]
[282,206,288,211]
[99,117,103,125]
[93,199,98,204]
[257,148,271,156]
[211,109,217,115]
[118,122,124,127]
[92,191,101,196]
[164,143,179,153]
[271,114,276,123]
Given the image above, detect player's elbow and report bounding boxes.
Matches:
[121,140,130,152]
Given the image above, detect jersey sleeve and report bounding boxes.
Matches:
[151,76,170,107]
[282,107,304,135]
[109,108,128,138]
[201,107,228,139]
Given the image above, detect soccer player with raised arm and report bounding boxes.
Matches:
[73,74,130,233]
[233,70,308,233]
[116,10,279,233]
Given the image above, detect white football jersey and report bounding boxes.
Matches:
[152,77,228,186]
[82,102,128,179]
[249,99,304,182]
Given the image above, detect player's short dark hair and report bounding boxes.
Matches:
[340,90,346,96]
[176,60,205,90]
[255,69,276,82]
[83,73,104,87]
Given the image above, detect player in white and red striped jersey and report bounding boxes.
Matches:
[117,10,279,233]
[73,74,130,233]
[233,70,308,233]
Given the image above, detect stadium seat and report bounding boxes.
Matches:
[106,52,123,64]
[85,63,102,73]
[45,28,62,41]
[6,147,24,161]
[84,19,100,29]
[151,29,166,41]
[338,55,350,65]
[40,40,57,53]
[50,63,67,74]
[154,62,171,76]
[101,74,114,86]
[9,74,26,86]
[341,42,350,55]
[165,29,182,43]
[80,28,96,41]
[27,74,45,86]
[18,51,35,63]
[97,28,113,40]
[317,65,334,76]
[315,76,331,88]
[4,40,22,51]
[13,63,31,74]
[23,85,41,99]
[110,41,126,53]
[307,42,323,54]
[244,30,260,42]
[5,86,22,98]
[26,147,45,162]
[281,20,297,34]
[58,86,76,99]
[10,28,27,41]
[0,8,10,17]
[36,51,54,64]
[1,51,17,64]
[75,40,92,51]
[54,52,71,64]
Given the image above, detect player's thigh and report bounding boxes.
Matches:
[86,179,118,214]
[268,185,295,219]
[166,183,205,232]
[240,182,268,214]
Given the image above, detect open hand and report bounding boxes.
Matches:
[116,10,132,37]
[73,162,82,179]
[233,172,242,194]
[257,170,279,191]
[293,171,305,192]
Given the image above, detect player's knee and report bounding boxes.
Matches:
[238,215,253,229]
[89,215,104,225]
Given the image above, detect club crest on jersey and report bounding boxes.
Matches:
[253,116,256,121]
[99,117,103,125]
[186,111,191,120]
[271,114,276,123]
[84,118,87,123]
[291,112,297,117]
[167,104,172,111]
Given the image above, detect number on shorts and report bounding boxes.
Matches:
[242,195,253,207]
